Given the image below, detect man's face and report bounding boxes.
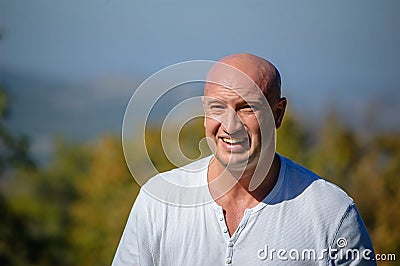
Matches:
[203,79,273,171]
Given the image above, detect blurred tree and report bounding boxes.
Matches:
[0,89,35,176]
[145,126,175,173]
[2,140,88,265]
[276,110,309,163]
[69,136,139,266]
[2,135,140,266]
[144,118,209,173]
[0,87,37,265]
[307,111,361,190]
[352,133,400,258]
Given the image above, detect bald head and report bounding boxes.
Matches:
[205,53,282,106]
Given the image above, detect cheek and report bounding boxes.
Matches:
[241,116,262,135]
[204,117,220,136]
[247,115,275,143]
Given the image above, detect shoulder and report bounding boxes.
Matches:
[277,156,371,248]
[140,156,212,207]
[279,154,354,207]
[143,156,211,188]
[276,155,355,233]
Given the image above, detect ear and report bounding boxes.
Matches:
[274,97,287,129]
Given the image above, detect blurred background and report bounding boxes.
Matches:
[0,0,399,265]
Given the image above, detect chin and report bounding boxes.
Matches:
[215,152,251,170]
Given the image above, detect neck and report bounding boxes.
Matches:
[208,153,281,206]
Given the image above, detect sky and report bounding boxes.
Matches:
[0,0,399,164]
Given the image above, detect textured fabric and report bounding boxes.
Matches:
[112,155,376,265]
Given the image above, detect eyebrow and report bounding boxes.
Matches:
[240,101,263,106]
[203,98,225,105]
[204,98,264,106]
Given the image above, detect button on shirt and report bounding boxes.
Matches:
[112,155,376,265]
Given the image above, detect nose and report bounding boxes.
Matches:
[222,108,243,134]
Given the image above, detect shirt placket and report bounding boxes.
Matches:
[215,206,251,265]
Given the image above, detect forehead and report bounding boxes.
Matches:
[204,82,265,104]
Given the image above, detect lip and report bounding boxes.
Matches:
[218,136,249,152]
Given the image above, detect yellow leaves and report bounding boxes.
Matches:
[69,135,139,265]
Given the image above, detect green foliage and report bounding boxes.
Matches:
[0,89,9,118]
[69,136,139,265]
[307,111,361,188]
[145,126,175,173]
[0,89,35,174]
[2,136,139,266]
[0,88,38,265]
[145,117,210,173]
[352,133,400,255]
[0,87,138,265]
[2,140,88,266]
[276,110,309,163]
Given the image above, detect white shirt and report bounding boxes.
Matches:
[112,155,375,265]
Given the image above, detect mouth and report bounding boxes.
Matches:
[220,137,247,145]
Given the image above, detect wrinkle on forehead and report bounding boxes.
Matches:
[204,84,264,104]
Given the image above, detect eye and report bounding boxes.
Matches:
[210,104,225,109]
[239,105,261,115]
[205,103,226,116]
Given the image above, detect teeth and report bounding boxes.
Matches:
[222,138,245,144]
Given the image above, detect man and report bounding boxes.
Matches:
[112,54,375,265]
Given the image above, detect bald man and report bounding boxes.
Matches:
[112,54,375,265]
